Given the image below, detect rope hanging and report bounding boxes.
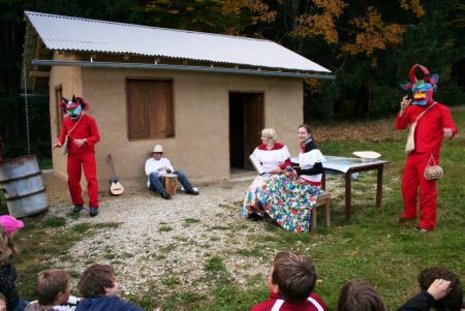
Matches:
[23,64,31,155]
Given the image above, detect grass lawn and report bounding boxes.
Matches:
[7,110,465,310]
[189,109,465,310]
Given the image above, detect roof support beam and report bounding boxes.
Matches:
[31,59,336,80]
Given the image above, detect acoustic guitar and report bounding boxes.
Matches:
[105,154,124,196]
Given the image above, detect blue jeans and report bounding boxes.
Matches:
[149,170,194,194]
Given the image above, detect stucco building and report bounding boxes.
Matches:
[23,11,334,190]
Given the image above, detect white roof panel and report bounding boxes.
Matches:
[25,11,331,73]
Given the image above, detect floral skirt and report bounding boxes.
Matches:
[241,174,321,232]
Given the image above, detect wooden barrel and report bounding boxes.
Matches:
[163,174,178,196]
[0,155,48,218]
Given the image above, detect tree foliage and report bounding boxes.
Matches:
[1,0,464,158]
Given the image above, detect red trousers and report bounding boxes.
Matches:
[401,153,439,230]
[67,152,99,208]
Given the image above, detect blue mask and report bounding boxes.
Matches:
[67,105,82,119]
[412,80,433,107]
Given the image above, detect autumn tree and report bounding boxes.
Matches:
[144,0,276,34]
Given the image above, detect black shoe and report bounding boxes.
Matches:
[247,213,264,222]
[186,189,199,195]
[161,191,172,200]
[89,207,99,217]
[73,205,83,213]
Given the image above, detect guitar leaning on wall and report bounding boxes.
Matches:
[105,154,124,196]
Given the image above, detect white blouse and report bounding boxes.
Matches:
[252,145,290,173]
[298,148,324,182]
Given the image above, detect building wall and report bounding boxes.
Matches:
[50,65,303,190]
[49,53,83,181]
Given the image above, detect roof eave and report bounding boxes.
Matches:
[31,59,336,80]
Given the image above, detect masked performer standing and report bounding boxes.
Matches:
[53,96,100,217]
[395,64,457,232]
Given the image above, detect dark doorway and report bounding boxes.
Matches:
[229,92,264,171]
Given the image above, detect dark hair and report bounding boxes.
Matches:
[36,269,70,305]
[271,252,316,303]
[418,267,463,311]
[77,264,115,297]
[298,123,318,147]
[0,292,6,302]
[337,280,386,311]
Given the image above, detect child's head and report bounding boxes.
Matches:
[0,215,24,237]
[0,292,6,311]
[0,216,23,264]
[268,251,317,303]
[418,267,463,311]
[337,279,386,311]
[36,269,71,306]
[0,226,14,264]
[77,264,120,298]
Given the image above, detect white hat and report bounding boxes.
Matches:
[152,144,163,153]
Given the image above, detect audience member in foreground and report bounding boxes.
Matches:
[25,269,80,311]
[251,251,328,311]
[0,216,27,311]
[399,266,463,311]
[337,279,386,311]
[0,293,7,311]
[75,264,142,311]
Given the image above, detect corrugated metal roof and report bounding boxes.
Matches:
[25,11,331,74]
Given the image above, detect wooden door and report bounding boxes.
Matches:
[243,93,264,169]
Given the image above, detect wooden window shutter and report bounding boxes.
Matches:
[127,79,174,140]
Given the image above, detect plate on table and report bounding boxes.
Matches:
[353,151,381,162]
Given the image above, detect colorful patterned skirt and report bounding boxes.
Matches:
[241,174,321,232]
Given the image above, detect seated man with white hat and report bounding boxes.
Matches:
[144,144,199,199]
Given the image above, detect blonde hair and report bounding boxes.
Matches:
[261,128,277,144]
[0,226,15,264]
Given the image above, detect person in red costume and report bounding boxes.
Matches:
[53,96,100,217]
[395,64,457,232]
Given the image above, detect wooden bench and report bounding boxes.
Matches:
[310,191,331,230]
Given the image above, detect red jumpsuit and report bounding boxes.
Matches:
[395,102,457,230]
[58,113,100,208]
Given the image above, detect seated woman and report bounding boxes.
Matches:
[241,128,321,233]
[295,123,324,188]
[241,128,291,218]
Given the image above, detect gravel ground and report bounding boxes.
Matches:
[42,173,273,300]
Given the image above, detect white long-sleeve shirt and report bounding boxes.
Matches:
[144,157,175,188]
[251,143,291,173]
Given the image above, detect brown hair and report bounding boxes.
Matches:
[271,252,316,303]
[0,292,6,302]
[418,267,463,311]
[337,280,386,311]
[0,226,17,264]
[298,123,318,147]
[36,269,70,305]
[77,264,115,297]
